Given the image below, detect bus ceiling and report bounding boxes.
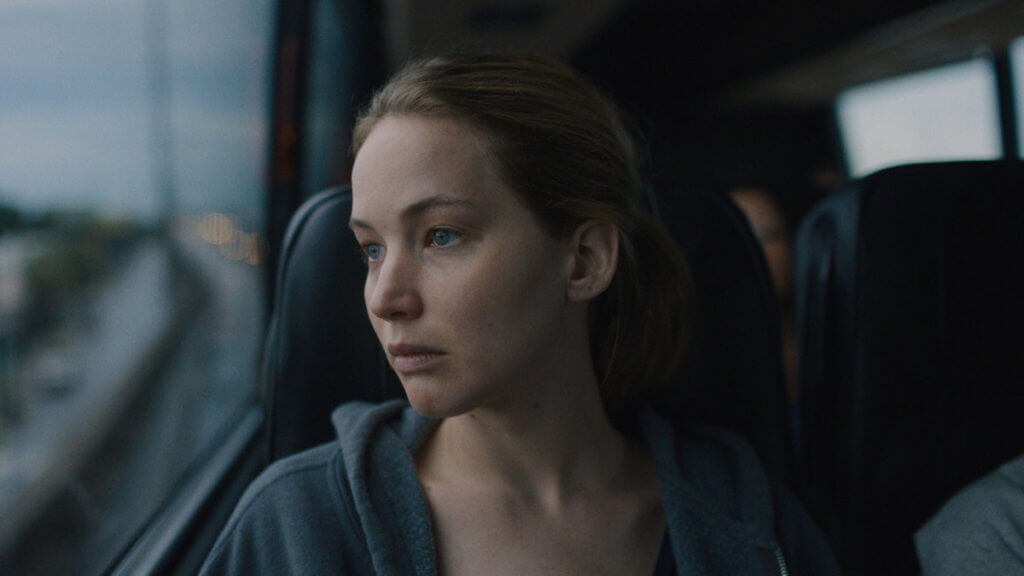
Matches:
[372,0,1021,109]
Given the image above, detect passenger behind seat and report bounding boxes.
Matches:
[729,187,796,404]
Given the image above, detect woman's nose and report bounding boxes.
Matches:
[366,253,423,321]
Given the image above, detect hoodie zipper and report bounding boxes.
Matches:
[774,544,790,576]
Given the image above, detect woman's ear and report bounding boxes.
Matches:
[567,220,619,303]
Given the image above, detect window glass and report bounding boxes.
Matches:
[1011,37,1024,156]
[836,58,1002,177]
[0,1,272,574]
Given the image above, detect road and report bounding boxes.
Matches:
[0,222,265,575]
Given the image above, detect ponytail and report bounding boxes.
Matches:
[593,211,694,405]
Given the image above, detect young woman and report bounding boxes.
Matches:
[200,53,840,576]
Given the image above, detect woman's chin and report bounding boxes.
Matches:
[403,382,481,420]
[406,398,467,420]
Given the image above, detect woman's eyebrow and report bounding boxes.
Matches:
[349,195,478,230]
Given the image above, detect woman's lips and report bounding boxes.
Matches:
[387,343,446,374]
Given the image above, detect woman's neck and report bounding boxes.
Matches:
[415,369,636,511]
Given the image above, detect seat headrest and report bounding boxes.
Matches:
[646,179,789,479]
[263,187,403,462]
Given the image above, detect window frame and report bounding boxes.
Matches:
[107,407,263,576]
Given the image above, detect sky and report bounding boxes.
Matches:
[0,0,273,225]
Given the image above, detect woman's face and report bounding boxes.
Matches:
[350,114,578,418]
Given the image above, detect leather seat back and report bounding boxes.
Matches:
[794,161,1024,575]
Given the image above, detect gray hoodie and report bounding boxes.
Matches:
[200,400,840,575]
[915,453,1024,576]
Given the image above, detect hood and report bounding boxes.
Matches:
[331,400,783,576]
[331,399,440,576]
[642,407,780,573]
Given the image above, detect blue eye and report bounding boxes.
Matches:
[430,229,460,247]
[361,243,384,262]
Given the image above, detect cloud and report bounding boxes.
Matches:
[0,103,154,216]
[0,0,273,222]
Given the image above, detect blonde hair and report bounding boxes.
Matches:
[353,52,694,406]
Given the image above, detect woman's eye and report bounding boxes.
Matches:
[429,228,461,247]
[361,243,384,262]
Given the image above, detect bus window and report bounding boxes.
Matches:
[1011,36,1024,156]
[0,1,272,574]
[836,57,1002,177]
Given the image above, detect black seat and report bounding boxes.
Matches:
[262,187,403,462]
[264,182,791,481]
[794,161,1024,575]
[646,179,790,480]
